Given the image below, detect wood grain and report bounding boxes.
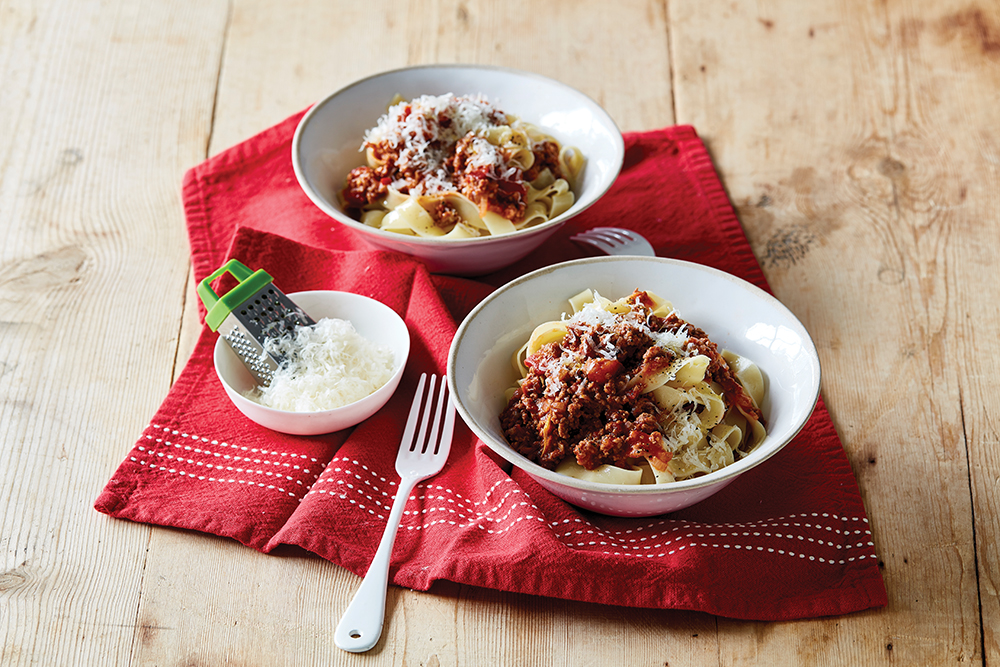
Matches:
[0,1,227,665]
[2,0,998,664]
[671,0,999,663]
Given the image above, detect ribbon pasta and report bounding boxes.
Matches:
[340,93,584,239]
[499,289,768,486]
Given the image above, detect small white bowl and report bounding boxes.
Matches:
[447,256,821,517]
[291,64,624,276]
[214,290,410,435]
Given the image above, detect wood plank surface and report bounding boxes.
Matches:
[1,0,998,665]
[0,1,228,665]
[672,1,999,663]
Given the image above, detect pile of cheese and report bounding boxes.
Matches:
[246,317,396,412]
[362,93,511,195]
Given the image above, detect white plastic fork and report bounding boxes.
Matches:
[334,373,456,653]
[570,227,656,257]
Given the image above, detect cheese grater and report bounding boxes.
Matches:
[197,259,315,387]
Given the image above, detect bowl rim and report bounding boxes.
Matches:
[447,255,822,496]
[290,63,625,248]
[214,289,410,418]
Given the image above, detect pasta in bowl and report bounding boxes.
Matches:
[292,65,623,275]
[501,289,767,486]
[343,92,584,239]
[447,256,821,517]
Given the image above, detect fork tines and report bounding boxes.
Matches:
[570,226,656,257]
[400,373,455,458]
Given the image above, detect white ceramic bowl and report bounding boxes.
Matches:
[447,256,821,517]
[292,65,624,276]
[214,290,410,436]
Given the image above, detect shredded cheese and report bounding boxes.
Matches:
[245,317,396,412]
[565,294,691,358]
[362,93,510,195]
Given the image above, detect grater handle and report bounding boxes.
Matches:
[197,259,275,332]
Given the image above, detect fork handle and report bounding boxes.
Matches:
[334,474,420,653]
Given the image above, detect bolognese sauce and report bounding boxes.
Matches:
[499,289,764,480]
[340,93,581,235]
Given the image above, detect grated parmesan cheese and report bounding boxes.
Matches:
[362,93,510,195]
[565,294,691,358]
[534,293,693,401]
[245,317,396,412]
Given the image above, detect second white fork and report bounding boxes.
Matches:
[570,227,656,257]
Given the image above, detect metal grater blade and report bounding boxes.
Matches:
[198,260,320,388]
[216,284,316,387]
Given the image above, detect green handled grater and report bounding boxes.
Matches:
[197,259,315,387]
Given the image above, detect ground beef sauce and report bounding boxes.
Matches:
[341,94,549,227]
[523,141,563,182]
[342,165,386,208]
[499,290,763,476]
[452,135,527,221]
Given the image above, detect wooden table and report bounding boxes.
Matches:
[2,1,997,664]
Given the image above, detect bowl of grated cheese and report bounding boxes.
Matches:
[213,290,410,435]
[292,64,624,276]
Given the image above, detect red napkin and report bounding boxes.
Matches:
[95,110,887,620]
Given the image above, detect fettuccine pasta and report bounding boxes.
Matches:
[499,289,767,485]
[340,93,584,238]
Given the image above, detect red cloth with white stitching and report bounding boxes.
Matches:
[95,110,887,620]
